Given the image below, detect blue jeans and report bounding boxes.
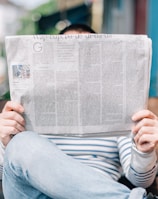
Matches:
[3,131,147,199]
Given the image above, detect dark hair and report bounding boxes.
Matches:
[59,23,96,34]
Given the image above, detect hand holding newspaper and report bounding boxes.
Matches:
[5,34,151,137]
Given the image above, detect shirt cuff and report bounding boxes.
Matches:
[131,143,157,173]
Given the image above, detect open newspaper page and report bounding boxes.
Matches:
[5,34,151,137]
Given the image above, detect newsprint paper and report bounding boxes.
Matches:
[5,34,152,137]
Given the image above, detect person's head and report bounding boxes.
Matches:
[59,23,96,35]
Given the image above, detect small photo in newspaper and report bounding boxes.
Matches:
[12,64,30,79]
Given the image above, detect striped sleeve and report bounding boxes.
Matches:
[128,143,157,188]
[117,136,157,188]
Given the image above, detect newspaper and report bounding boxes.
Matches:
[5,34,152,137]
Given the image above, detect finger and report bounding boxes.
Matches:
[2,101,24,114]
[136,141,154,153]
[132,118,158,134]
[1,120,25,132]
[134,126,156,144]
[0,111,25,126]
[132,109,157,122]
[0,120,25,135]
[135,134,156,153]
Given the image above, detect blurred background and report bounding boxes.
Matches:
[0,0,158,114]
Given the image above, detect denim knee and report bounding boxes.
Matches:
[6,131,38,152]
[4,131,39,168]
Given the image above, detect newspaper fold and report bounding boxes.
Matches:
[5,34,152,137]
